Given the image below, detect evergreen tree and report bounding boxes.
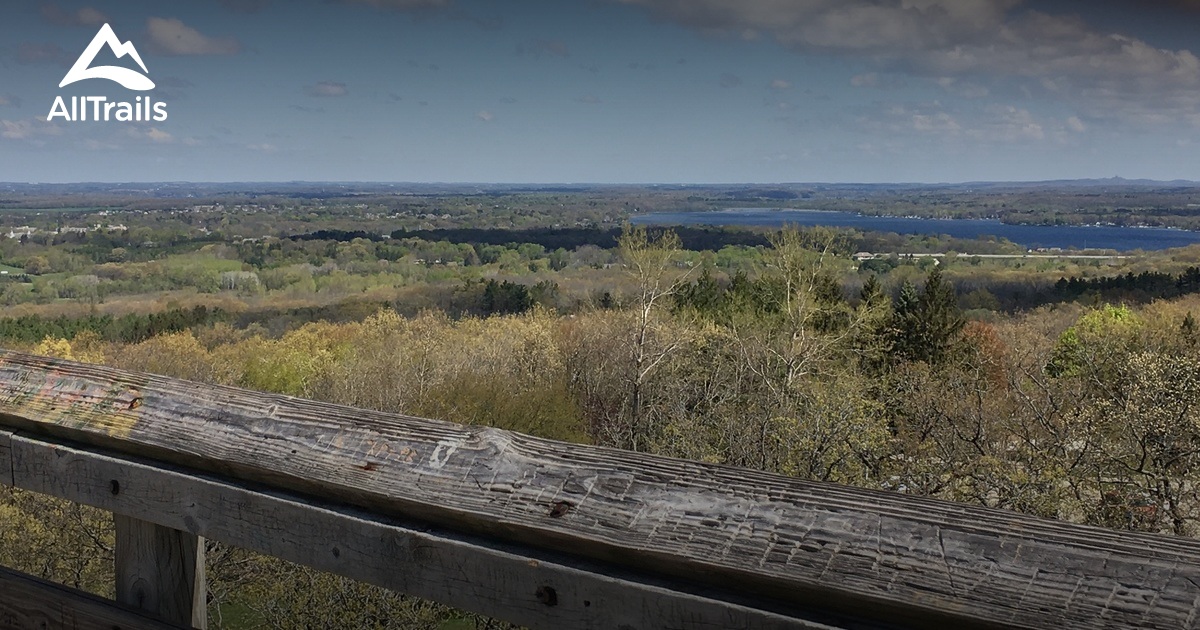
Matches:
[481,280,532,316]
[889,269,964,365]
[891,281,922,363]
[855,275,892,373]
[918,268,965,364]
[674,266,723,316]
[860,275,885,308]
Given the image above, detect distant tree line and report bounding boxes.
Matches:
[0,305,227,344]
[0,303,396,344]
[1053,267,1200,304]
[293,225,772,253]
[296,225,1016,256]
[390,226,773,252]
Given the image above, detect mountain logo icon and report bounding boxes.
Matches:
[60,23,155,91]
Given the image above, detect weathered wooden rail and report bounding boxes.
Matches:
[1,351,1199,629]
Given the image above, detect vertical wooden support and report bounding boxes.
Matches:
[0,430,13,487]
[115,515,206,629]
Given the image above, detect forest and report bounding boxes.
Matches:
[3,186,1200,627]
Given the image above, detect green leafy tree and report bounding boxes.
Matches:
[23,255,51,275]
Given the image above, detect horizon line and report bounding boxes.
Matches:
[2,176,1198,188]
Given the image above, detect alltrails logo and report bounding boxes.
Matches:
[47,23,167,123]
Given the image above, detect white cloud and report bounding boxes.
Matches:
[247,143,277,152]
[306,82,349,97]
[124,127,175,144]
[75,7,106,24]
[858,102,952,136]
[770,79,792,90]
[618,0,1020,53]
[974,105,1045,142]
[617,0,1200,125]
[1066,116,1087,133]
[83,139,120,151]
[856,100,1053,145]
[147,128,174,143]
[2,120,33,139]
[1,118,62,141]
[912,111,961,135]
[146,17,241,56]
[936,77,990,99]
[40,3,108,27]
[476,110,494,122]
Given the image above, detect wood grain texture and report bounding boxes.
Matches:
[0,565,185,630]
[11,434,848,630]
[3,352,1200,629]
[115,516,206,629]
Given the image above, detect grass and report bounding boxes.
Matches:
[210,602,478,629]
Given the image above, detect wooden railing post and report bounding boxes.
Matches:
[0,430,12,487]
[115,515,206,629]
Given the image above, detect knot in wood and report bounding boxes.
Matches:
[548,501,573,518]
[535,585,558,607]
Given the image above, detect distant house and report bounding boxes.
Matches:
[5,227,37,239]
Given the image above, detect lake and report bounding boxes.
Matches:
[629,209,1200,252]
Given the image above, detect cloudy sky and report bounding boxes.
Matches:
[1,0,1198,183]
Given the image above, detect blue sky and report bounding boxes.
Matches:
[1,0,1198,183]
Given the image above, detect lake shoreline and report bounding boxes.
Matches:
[669,207,1200,233]
[630,208,1200,252]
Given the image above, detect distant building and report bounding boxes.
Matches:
[5,227,37,239]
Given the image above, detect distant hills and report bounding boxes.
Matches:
[0,178,1197,198]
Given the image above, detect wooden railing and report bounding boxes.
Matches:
[1,350,1199,629]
